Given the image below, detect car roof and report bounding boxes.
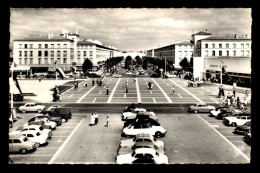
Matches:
[134,148,156,155]
[135,141,154,148]
[136,133,151,138]
[9,131,22,138]
[25,102,36,105]
[21,130,39,134]
[23,125,41,128]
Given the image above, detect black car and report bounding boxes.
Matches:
[218,111,250,120]
[123,103,139,112]
[37,111,62,126]
[125,112,158,122]
[150,73,160,78]
[215,108,235,119]
[124,117,160,128]
[48,107,72,123]
[26,120,52,130]
[234,121,251,134]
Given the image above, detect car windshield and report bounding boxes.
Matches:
[36,132,40,136]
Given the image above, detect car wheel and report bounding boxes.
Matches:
[155,132,162,138]
[61,119,66,123]
[35,142,40,148]
[22,110,26,113]
[20,149,27,154]
[231,122,237,127]
[37,109,42,113]
[194,110,198,113]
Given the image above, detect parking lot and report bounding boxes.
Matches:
[9,111,250,164]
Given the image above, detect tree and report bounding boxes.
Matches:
[135,56,143,66]
[125,56,132,70]
[142,59,148,72]
[179,57,190,71]
[82,58,93,73]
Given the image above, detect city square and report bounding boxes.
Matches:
[9,8,252,165]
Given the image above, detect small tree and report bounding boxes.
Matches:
[135,56,143,67]
[82,58,93,73]
[179,57,190,71]
[125,56,132,70]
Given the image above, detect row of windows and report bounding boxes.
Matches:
[203,43,250,49]
[19,51,69,57]
[203,50,250,56]
[18,57,93,65]
[19,43,69,49]
[77,51,93,57]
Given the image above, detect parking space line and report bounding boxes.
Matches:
[124,94,126,98]
[99,91,102,94]
[92,98,97,103]
[68,94,73,99]
[151,78,172,103]
[48,119,84,164]
[197,115,250,162]
[77,89,82,92]
[107,78,121,103]
[9,155,53,157]
[153,97,156,103]
[150,90,152,94]
[177,94,182,98]
[136,78,141,103]
[211,98,219,103]
[76,86,97,103]
[169,79,203,103]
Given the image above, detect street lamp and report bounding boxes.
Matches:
[54,60,57,84]
[220,60,224,85]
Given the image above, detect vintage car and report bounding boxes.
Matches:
[9,131,37,154]
[27,115,57,129]
[244,130,251,143]
[188,103,215,113]
[209,106,230,117]
[45,107,72,123]
[19,103,45,113]
[123,117,160,128]
[218,110,250,120]
[120,133,164,148]
[37,111,62,126]
[112,74,122,78]
[21,125,52,140]
[122,108,155,121]
[21,130,49,147]
[116,148,168,164]
[125,112,158,122]
[122,123,166,138]
[234,121,251,134]
[223,115,251,127]
[118,141,165,156]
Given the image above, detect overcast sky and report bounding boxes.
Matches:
[10,8,251,51]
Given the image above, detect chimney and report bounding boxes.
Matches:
[48,33,50,39]
[205,30,208,33]
[234,34,238,38]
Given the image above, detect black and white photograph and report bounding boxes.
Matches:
[8,8,252,164]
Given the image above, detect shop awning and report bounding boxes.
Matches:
[48,67,55,72]
[10,66,30,71]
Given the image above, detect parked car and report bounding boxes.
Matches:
[22,121,52,130]
[209,106,230,117]
[122,108,155,121]
[150,73,160,78]
[118,141,165,156]
[116,148,168,164]
[112,74,122,78]
[165,73,177,78]
[125,112,158,122]
[123,104,139,112]
[120,133,164,148]
[124,117,160,128]
[188,103,215,113]
[19,103,45,113]
[122,122,166,138]
[218,110,250,120]
[234,121,251,134]
[9,131,37,154]
[244,129,251,143]
[47,107,72,123]
[21,130,49,147]
[21,125,52,140]
[39,111,62,125]
[223,115,251,127]
[27,116,57,129]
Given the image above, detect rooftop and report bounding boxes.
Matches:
[14,36,74,42]
[201,36,251,41]
[192,31,212,36]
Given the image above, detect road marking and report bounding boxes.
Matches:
[107,78,121,103]
[201,87,205,89]
[211,125,220,128]
[169,79,203,103]
[9,155,53,157]
[92,98,97,103]
[68,94,73,99]
[37,147,60,149]
[153,97,156,103]
[151,78,172,103]
[124,94,126,98]
[107,82,110,84]
[197,115,250,162]
[99,91,102,94]
[136,78,141,103]
[150,90,152,94]
[177,94,182,98]
[166,84,169,86]
[77,89,82,92]
[48,119,84,164]
[76,86,96,103]
[205,89,210,91]
[199,91,204,95]
[211,98,219,103]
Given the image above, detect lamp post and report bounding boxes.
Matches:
[220,60,224,85]
[54,60,57,84]
[164,57,166,75]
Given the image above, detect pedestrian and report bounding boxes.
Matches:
[84,80,87,87]
[233,86,236,97]
[221,87,225,97]
[242,99,247,109]
[89,113,95,126]
[125,85,128,93]
[227,98,231,106]
[171,85,175,95]
[105,116,109,127]
[133,79,136,83]
[106,86,109,95]
[148,82,151,90]
[237,97,241,109]
[74,82,77,89]
[94,112,98,125]
[245,90,249,99]
[39,77,41,82]
[92,79,95,86]
[76,82,78,88]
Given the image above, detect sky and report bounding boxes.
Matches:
[9,8,252,51]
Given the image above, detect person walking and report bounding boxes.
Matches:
[233,86,236,97]
[237,97,241,109]
[245,90,249,99]
[105,116,109,127]
[84,80,87,87]
[106,86,109,95]
[92,79,95,86]
[74,82,77,89]
[89,113,95,126]
[94,112,99,125]
[171,85,175,95]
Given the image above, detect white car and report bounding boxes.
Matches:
[120,133,164,148]
[125,72,133,75]
[47,105,60,111]
[165,73,177,78]
[19,103,45,113]
[112,74,122,78]
[21,130,49,147]
[116,148,168,164]
[122,108,155,120]
[122,123,166,138]
[21,125,52,140]
[223,115,251,127]
[31,114,57,129]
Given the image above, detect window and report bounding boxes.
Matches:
[205,44,208,48]
[30,58,33,64]
[24,58,28,64]
[57,51,60,57]
[51,44,54,48]
[30,51,33,57]
[13,139,21,143]
[241,44,244,48]
[27,134,34,137]
[19,51,22,56]
[134,124,141,129]
[51,58,54,64]
[233,44,236,48]
[212,44,215,48]
[90,51,93,57]
[44,58,48,64]
[38,44,42,48]
[233,50,236,56]
[77,51,81,57]
[226,44,229,48]
[24,51,27,57]
[227,51,229,56]
[77,58,80,64]
[38,58,42,65]
[51,51,54,57]
[212,51,215,56]
[44,51,48,57]
[57,44,61,48]
[30,44,33,48]
[24,44,28,48]
[63,51,67,57]
[84,51,87,56]
[19,58,22,64]
[63,44,67,48]
[184,51,187,56]
[19,44,22,48]
[63,58,67,64]
[57,58,61,64]
[246,44,250,48]
[241,50,244,56]
[38,51,42,57]
[45,44,48,48]
[205,50,208,56]
[246,50,250,56]
[219,44,222,48]
[219,51,222,56]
